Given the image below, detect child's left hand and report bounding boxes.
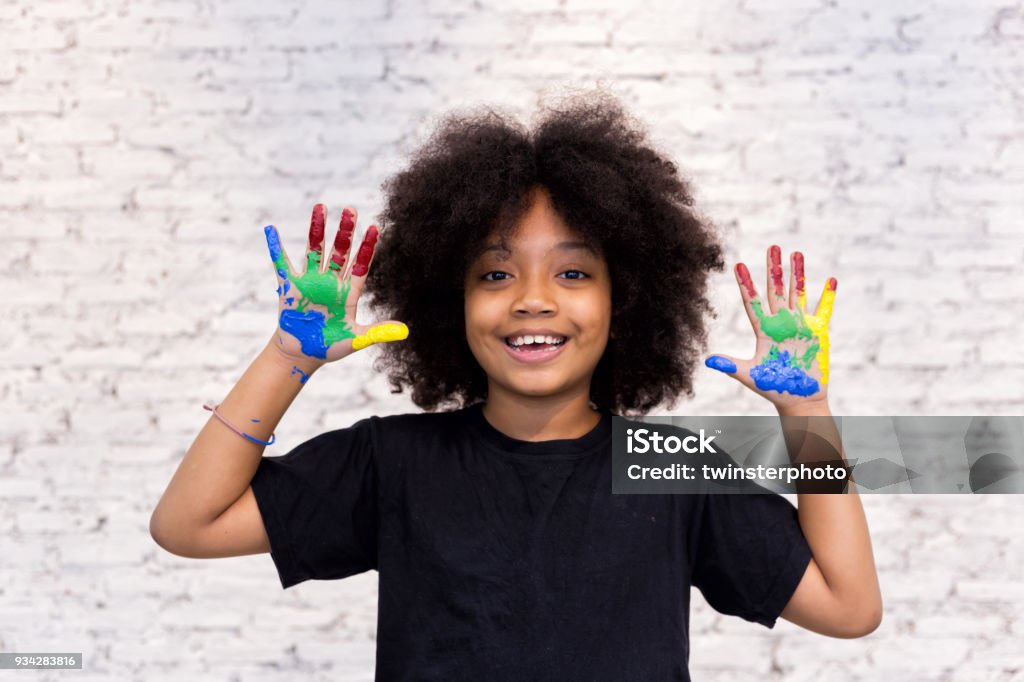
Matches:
[705,245,836,410]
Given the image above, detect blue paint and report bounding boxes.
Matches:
[285,296,294,305]
[250,418,261,422]
[276,267,287,280]
[265,225,283,262]
[705,355,737,374]
[290,366,311,384]
[279,308,328,358]
[749,349,819,397]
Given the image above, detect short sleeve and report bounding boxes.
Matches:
[690,487,813,629]
[250,417,379,589]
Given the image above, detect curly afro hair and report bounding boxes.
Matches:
[364,89,725,417]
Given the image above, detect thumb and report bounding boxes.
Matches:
[705,354,761,394]
[705,354,743,378]
[351,321,409,351]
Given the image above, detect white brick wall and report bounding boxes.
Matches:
[1,0,1022,679]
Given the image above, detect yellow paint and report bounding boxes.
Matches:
[803,283,835,384]
[351,322,409,350]
[797,289,807,312]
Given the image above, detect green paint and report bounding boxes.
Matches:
[274,250,357,343]
[751,298,813,343]
[797,341,820,369]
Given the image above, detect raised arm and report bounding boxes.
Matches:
[148,335,321,558]
[705,245,882,638]
[149,204,407,559]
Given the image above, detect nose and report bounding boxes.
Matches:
[512,271,557,316]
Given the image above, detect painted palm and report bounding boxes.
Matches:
[706,245,836,406]
[264,204,407,366]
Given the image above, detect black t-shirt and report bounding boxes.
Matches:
[250,403,812,681]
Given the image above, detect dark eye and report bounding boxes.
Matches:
[560,270,589,280]
[482,271,511,281]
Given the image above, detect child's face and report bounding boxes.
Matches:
[463,187,612,405]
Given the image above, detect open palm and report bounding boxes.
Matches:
[263,204,407,366]
[706,245,836,409]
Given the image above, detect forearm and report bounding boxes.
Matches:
[777,401,883,624]
[150,334,323,532]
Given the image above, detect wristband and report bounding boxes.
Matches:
[202,402,276,446]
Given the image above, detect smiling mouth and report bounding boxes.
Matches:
[504,335,568,352]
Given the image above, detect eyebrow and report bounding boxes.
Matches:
[479,241,599,256]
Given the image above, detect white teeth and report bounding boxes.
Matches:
[507,335,567,348]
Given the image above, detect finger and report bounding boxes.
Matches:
[306,203,327,275]
[766,244,786,315]
[264,224,298,294]
[326,206,357,277]
[789,251,807,312]
[735,262,762,332]
[705,354,757,391]
[705,354,739,375]
[351,320,410,351]
[814,277,837,322]
[809,277,837,387]
[341,224,381,307]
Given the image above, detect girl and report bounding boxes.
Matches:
[150,91,881,681]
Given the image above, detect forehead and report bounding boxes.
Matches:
[468,185,605,262]
[474,213,601,261]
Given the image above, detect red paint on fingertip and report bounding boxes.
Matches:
[736,263,757,298]
[828,277,837,292]
[309,204,326,252]
[769,245,785,296]
[341,207,354,226]
[330,208,356,271]
[794,252,805,292]
[351,225,379,277]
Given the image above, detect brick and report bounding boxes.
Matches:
[528,21,609,46]
[0,91,62,114]
[286,50,386,81]
[77,23,164,49]
[987,204,1024,235]
[82,147,180,178]
[211,0,299,20]
[876,336,975,369]
[61,346,146,369]
[932,242,1022,268]
[163,89,252,114]
[6,21,72,50]
[20,118,117,145]
[69,90,152,118]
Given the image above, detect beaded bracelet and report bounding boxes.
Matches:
[202,402,276,446]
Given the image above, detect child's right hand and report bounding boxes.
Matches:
[263,204,408,367]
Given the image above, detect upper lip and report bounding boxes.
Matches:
[503,328,568,339]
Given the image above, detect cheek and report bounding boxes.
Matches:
[578,290,612,337]
[463,292,498,341]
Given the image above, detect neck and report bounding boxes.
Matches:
[481,384,602,442]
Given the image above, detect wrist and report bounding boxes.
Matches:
[776,398,832,418]
[263,336,325,378]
